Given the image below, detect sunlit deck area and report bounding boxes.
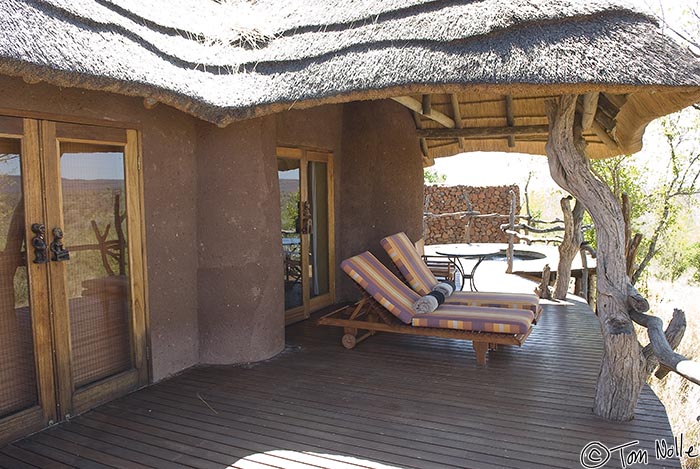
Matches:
[0,299,677,469]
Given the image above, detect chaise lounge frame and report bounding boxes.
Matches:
[318,291,532,366]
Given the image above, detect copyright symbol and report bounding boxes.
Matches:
[580,441,611,469]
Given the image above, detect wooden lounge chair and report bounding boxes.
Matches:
[318,251,534,365]
[380,232,542,322]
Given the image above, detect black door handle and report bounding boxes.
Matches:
[31,223,48,264]
[50,227,70,262]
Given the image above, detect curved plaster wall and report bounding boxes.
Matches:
[196,116,285,364]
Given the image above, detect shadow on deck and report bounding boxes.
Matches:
[0,300,679,469]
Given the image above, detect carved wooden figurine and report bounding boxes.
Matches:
[50,227,70,262]
[31,223,48,264]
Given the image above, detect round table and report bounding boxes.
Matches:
[430,244,501,292]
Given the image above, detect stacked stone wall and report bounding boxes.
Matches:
[424,185,520,244]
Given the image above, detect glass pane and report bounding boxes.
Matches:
[0,138,39,417]
[60,143,132,388]
[308,161,329,298]
[278,158,302,310]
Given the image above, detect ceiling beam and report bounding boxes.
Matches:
[450,94,465,150]
[581,92,599,130]
[590,120,619,149]
[412,111,430,157]
[416,125,550,139]
[421,94,432,116]
[504,95,516,148]
[391,96,455,128]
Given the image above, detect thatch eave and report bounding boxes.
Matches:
[1,0,699,160]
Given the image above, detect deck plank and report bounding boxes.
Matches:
[2,300,680,468]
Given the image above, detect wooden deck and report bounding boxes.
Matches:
[0,300,679,469]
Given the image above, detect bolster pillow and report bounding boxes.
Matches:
[413,290,445,314]
[433,280,455,298]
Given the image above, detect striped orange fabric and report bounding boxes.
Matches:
[380,232,437,295]
[411,305,533,334]
[448,292,540,316]
[341,251,420,324]
[380,232,541,317]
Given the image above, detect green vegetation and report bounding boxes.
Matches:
[424,168,446,184]
[280,190,299,234]
[586,107,700,469]
[585,108,700,285]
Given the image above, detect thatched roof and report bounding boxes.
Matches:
[1,0,699,160]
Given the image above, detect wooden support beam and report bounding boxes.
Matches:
[22,76,41,85]
[412,111,430,158]
[554,197,584,300]
[581,92,599,130]
[143,97,159,110]
[594,109,616,133]
[450,94,465,150]
[416,125,549,139]
[391,96,455,128]
[598,93,625,119]
[421,94,432,116]
[506,190,516,273]
[504,95,516,148]
[546,94,643,421]
[591,120,618,149]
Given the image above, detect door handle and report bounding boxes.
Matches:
[50,227,70,262]
[31,223,48,264]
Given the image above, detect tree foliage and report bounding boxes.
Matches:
[587,107,700,283]
[423,169,446,184]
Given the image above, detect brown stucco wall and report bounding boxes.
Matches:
[0,77,200,381]
[337,100,423,301]
[195,116,285,364]
[0,78,425,381]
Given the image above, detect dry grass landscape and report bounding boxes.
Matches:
[642,278,700,469]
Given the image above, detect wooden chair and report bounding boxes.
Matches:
[318,251,534,365]
[422,255,456,282]
[381,232,542,321]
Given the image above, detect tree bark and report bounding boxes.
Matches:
[641,308,686,379]
[506,190,516,274]
[554,197,584,299]
[545,95,644,421]
[535,264,552,300]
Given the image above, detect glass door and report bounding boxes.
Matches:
[0,117,56,445]
[277,148,334,324]
[0,117,147,445]
[43,122,148,418]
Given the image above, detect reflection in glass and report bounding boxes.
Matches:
[0,138,39,418]
[308,162,329,298]
[278,158,302,310]
[60,143,132,388]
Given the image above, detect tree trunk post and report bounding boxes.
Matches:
[554,196,584,299]
[506,189,516,273]
[545,95,644,421]
[535,264,552,300]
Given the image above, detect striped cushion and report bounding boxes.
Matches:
[341,252,420,324]
[380,232,437,295]
[447,291,540,316]
[411,305,533,334]
[380,232,541,316]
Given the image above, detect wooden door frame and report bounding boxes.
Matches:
[276,146,335,324]
[43,121,149,418]
[0,118,57,445]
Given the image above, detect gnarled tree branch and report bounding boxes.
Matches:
[629,309,700,386]
[626,284,700,386]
